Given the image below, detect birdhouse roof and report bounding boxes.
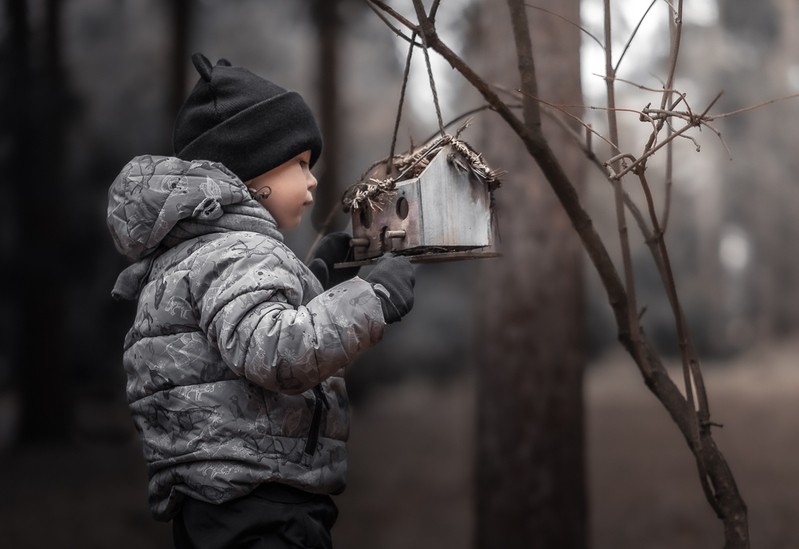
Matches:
[342,133,504,213]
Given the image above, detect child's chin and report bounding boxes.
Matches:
[279,217,302,230]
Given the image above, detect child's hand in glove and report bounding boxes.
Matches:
[364,255,415,324]
[308,232,360,289]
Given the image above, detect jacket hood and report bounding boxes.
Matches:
[107,155,259,261]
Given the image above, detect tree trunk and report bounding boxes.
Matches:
[472,1,587,547]
[14,0,71,440]
[311,0,347,232]
[2,0,32,439]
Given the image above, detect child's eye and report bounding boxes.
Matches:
[299,159,310,169]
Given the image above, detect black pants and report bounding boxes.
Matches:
[173,483,339,549]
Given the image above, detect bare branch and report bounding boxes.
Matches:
[501,89,660,252]
[368,3,751,543]
[635,169,720,515]
[614,0,658,73]
[525,3,605,51]
[606,74,683,95]
[661,6,677,230]
[603,0,650,374]
[709,92,799,119]
[365,0,422,46]
[660,0,683,111]
[372,0,530,142]
[610,92,723,181]
[367,0,418,32]
[514,92,619,149]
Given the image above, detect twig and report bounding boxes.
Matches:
[709,93,799,119]
[366,0,418,33]
[503,93,659,252]
[614,0,658,73]
[513,92,620,149]
[525,3,605,50]
[365,0,423,47]
[603,0,650,375]
[610,91,722,181]
[605,74,684,95]
[661,6,677,230]
[661,0,682,107]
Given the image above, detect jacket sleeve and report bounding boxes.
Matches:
[193,239,385,394]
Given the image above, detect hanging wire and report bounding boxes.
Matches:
[388,0,447,170]
[342,0,506,214]
[418,23,446,137]
[388,30,418,173]
[422,0,445,135]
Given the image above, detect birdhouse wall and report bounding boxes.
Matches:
[352,178,424,259]
[417,149,493,248]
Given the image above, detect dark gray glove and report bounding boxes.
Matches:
[308,232,360,289]
[364,256,415,324]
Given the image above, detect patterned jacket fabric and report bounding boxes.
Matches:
[107,155,385,520]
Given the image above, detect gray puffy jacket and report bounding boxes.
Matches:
[107,155,385,520]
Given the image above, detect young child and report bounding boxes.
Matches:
[107,53,415,549]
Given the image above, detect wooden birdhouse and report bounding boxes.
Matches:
[341,136,503,265]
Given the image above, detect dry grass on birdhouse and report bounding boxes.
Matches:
[342,130,505,215]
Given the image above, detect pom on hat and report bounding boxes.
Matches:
[172,53,323,182]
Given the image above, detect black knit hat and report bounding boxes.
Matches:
[173,53,323,182]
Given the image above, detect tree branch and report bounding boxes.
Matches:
[368,2,750,545]
[602,0,650,374]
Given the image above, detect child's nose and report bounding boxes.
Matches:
[308,173,318,191]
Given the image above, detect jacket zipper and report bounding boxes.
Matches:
[304,385,329,456]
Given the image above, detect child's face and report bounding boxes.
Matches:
[246,150,318,229]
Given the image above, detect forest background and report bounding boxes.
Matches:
[1,1,797,548]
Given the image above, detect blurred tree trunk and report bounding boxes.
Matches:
[169,0,191,148]
[311,0,347,232]
[12,0,71,440]
[471,1,587,547]
[715,0,799,343]
[1,0,32,432]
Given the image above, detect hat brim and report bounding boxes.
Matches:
[176,91,323,182]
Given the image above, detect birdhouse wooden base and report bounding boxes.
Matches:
[339,143,501,267]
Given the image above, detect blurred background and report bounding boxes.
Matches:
[1,1,797,548]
